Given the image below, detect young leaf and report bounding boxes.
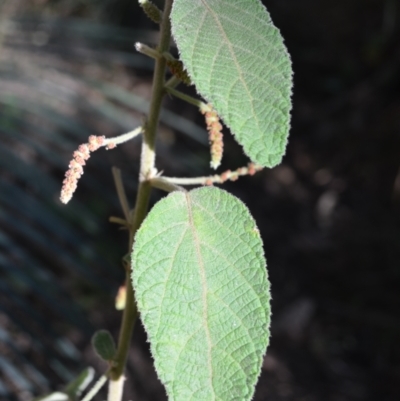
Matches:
[132,187,270,401]
[171,0,293,168]
[91,330,116,362]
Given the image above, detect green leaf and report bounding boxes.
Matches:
[171,0,293,168]
[132,187,270,401]
[92,330,116,362]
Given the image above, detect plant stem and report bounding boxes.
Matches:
[109,0,174,383]
[112,167,130,221]
[160,164,264,186]
[150,176,186,193]
[165,86,203,108]
[142,0,173,176]
[103,126,143,148]
[165,75,181,89]
[107,376,125,401]
[109,266,138,382]
[135,42,160,60]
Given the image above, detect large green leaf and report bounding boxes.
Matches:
[132,187,270,401]
[171,0,293,167]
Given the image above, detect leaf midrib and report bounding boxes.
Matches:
[199,0,258,132]
[185,192,216,400]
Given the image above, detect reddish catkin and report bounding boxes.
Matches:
[60,136,105,204]
[208,163,263,185]
[200,103,224,170]
[106,142,117,150]
[248,163,258,176]
[220,170,231,183]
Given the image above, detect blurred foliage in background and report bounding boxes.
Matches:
[0,0,400,401]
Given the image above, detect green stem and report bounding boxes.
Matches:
[165,86,203,108]
[150,176,186,193]
[109,0,174,382]
[142,0,174,175]
[165,74,182,89]
[111,167,130,221]
[135,42,160,60]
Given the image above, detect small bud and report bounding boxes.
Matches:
[115,285,127,310]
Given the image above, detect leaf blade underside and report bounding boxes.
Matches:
[132,187,270,401]
[171,0,293,168]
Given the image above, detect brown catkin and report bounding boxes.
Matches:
[60,136,105,204]
[200,103,224,170]
[166,59,192,86]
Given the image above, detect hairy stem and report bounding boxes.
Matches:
[165,86,203,108]
[150,176,186,193]
[135,42,160,60]
[109,0,174,384]
[160,164,264,186]
[141,0,173,175]
[107,376,125,401]
[165,74,182,89]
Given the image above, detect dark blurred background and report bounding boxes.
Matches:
[0,0,399,400]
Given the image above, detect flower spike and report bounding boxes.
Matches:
[200,103,224,170]
[60,127,143,204]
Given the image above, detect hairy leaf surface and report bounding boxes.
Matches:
[171,0,293,167]
[132,187,270,401]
